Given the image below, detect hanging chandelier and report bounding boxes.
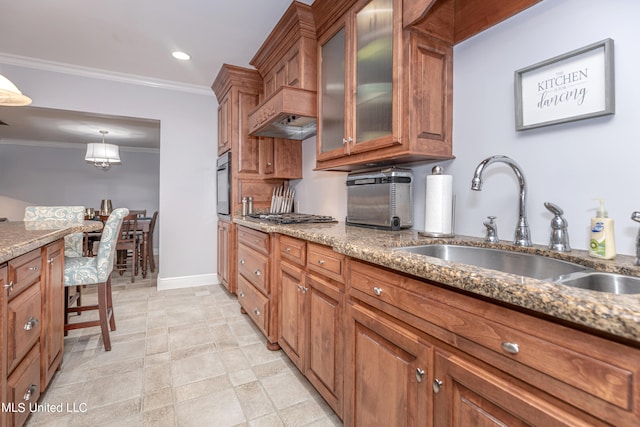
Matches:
[0,73,32,106]
[85,130,121,170]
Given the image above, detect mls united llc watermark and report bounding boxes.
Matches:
[2,401,88,414]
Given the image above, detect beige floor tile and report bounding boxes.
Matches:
[26,267,344,427]
[176,388,246,427]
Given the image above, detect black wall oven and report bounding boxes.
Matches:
[216,152,231,217]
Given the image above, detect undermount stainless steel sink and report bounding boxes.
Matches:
[394,244,589,281]
[555,272,640,295]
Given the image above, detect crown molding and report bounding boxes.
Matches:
[0,139,160,154]
[0,52,214,97]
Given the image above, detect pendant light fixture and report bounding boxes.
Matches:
[85,130,121,170]
[0,73,32,106]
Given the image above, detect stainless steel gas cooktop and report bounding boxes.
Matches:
[246,213,336,224]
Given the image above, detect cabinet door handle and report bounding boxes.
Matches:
[3,281,14,291]
[23,384,38,402]
[317,259,325,265]
[373,287,383,296]
[254,269,261,276]
[267,162,272,167]
[238,291,245,298]
[24,316,39,331]
[285,247,291,253]
[501,342,520,354]
[302,286,308,293]
[433,379,443,394]
[47,257,55,264]
[28,266,39,271]
[253,308,260,316]
[415,368,426,383]
[239,258,245,265]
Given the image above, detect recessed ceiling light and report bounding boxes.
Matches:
[172,51,191,61]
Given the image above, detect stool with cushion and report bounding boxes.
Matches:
[63,208,128,351]
[24,206,85,257]
[24,206,86,308]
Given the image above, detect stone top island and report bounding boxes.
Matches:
[0,220,103,263]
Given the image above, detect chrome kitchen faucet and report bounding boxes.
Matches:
[471,155,532,247]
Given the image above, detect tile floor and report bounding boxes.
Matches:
[26,265,343,427]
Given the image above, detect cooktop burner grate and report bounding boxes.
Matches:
[247,213,337,224]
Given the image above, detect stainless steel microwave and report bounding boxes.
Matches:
[216,152,231,217]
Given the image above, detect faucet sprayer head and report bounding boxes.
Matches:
[471,176,482,191]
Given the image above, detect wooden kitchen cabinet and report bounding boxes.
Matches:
[217,218,235,294]
[277,238,345,418]
[41,239,64,390]
[236,226,279,349]
[347,259,640,426]
[3,248,43,427]
[278,256,306,368]
[345,301,431,426]
[432,349,596,427]
[313,0,454,170]
[213,65,298,215]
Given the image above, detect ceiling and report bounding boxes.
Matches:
[0,0,313,150]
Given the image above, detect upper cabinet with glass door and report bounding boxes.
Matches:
[314,0,455,171]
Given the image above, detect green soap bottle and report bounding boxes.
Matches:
[589,199,616,259]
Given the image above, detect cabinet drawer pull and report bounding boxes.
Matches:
[501,342,520,354]
[373,287,383,296]
[253,308,260,316]
[238,291,245,298]
[239,258,245,265]
[28,266,39,271]
[267,162,272,167]
[254,269,261,276]
[433,379,443,394]
[285,247,291,253]
[4,281,14,291]
[415,368,425,383]
[23,384,38,402]
[24,316,39,331]
[317,259,325,265]
[48,257,54,264]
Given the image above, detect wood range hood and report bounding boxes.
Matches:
[247,1,317,141]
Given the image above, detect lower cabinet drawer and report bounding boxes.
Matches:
[238,244,269,295]
[307,243,345,283]
[7,283,42,373]
[7,249,41,299]
[7,344,41,427]
[237,275,269,336]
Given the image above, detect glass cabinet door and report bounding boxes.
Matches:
[354,0,394,145]
[319,26,347,156]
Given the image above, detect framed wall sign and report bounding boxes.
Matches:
[515,38,615,131]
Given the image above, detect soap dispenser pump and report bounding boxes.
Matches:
[589,199,616,259]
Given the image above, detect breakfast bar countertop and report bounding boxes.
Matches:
[235,217,640,345]
[0,220,103,264]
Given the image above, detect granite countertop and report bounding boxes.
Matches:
[235,217,640,345]
[0,220,103,263]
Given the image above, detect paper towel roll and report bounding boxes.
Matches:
[424,174,453,235]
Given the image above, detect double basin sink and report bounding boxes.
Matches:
[394,244,640,295]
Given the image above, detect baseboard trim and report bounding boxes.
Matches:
[157,273,220,291]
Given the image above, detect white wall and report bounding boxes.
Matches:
[0,63,218,288]
[297,0,640,256]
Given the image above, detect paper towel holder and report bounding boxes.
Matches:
[420,165,455,238]
[419,195,455,238]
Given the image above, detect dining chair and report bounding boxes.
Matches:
[63,208,128,351]
[129,209,147,218]
[115,213,138,282]
[141,211,158,274]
